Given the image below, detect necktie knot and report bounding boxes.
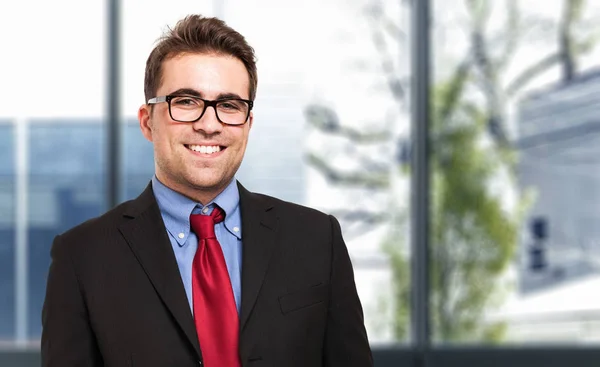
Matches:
[190,206,225,240]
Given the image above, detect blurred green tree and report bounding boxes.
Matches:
[304,0,599,342]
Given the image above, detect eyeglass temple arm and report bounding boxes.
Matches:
[147,96,168,104]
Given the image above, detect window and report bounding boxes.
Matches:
[27,121,106,338]
[0,0,105,346]
[431,0,600,346]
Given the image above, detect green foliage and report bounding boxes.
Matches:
[375,0,600,345]
[381,220,411,341]
[430,88,517,342]
[384,70,519,343]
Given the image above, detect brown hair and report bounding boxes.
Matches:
[144,15,258,102]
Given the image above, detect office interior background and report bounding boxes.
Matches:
[3,0,600,365]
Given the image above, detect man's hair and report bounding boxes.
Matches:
[144,15,258,103]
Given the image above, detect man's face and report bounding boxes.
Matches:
[139,53,253,204]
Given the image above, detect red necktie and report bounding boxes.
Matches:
[190,206,240,367]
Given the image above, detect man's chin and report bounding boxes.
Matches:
[187,176,228,192]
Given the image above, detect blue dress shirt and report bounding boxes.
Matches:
[151,176,243,314]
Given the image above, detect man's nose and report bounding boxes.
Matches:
[192,106,223,134]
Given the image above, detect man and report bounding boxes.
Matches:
[41,15,373,367]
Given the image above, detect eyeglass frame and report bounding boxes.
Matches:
[147,94,254,126]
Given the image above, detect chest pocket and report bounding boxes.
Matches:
[278,283,329,315]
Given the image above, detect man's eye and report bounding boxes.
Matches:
[173,98,198,106]
[219,101,242,110]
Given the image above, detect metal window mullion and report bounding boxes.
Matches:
[107,0,121,209]
[410,0,431,358]
[14,117,29,345]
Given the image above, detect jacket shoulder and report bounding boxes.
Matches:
[58,183,156,243]
[251,192,334,225]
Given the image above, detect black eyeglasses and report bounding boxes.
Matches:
[147,95,254,126]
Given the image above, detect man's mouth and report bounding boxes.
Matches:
[185,144,224,155]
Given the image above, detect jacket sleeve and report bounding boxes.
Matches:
[323,215,374,367]
[41,234,103,367]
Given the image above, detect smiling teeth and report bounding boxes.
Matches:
[188,145,221,154]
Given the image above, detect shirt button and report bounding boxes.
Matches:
[233,227,240,232]
[178,233,184,239]
[202,207,209,214]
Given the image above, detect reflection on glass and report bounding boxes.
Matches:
[432,0,600,344]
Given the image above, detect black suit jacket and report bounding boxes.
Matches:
[41,182,373,367]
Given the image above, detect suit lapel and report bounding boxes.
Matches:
[238,182,278,332]
[118,183,201,359]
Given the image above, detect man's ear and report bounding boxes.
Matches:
[248,111,253,130]
[138,104,153,142]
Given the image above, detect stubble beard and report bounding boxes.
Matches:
[157,154,236,202]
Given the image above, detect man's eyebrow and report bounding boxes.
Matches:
[168,89,247,101]
[169,88,202,97]
[215,92,245,100]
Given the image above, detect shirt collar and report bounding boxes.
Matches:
[152,176,242,246]
[211,179,242,240]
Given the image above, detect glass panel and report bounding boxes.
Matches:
[27,121,106,338]
[432,0,600,344]
[0,122,15,341]
[122,0,412,345]
[0,0,105,344]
